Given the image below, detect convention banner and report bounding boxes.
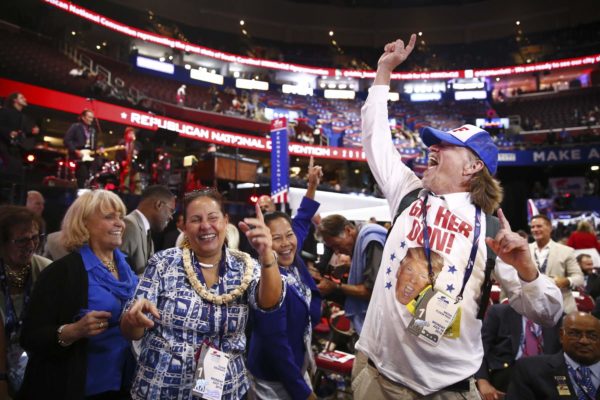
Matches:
[498,147,600,166]
[0,78,367,161]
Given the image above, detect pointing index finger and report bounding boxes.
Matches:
[406,33,417,53]
[497,208,512,232]
[309,156,314,170]
[255,202,265,222]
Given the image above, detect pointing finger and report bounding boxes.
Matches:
[497,208,512,232]
[406,33,417,53]
[309,156,314,169]
[255,203,264,222]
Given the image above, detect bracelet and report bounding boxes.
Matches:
[261,251,279,269]
[57,324,73,347]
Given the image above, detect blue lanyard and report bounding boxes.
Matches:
[0,261,33,341]
[566,363,596,400]
[534,252,548,274]
[421,194,481,303]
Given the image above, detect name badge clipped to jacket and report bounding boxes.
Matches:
[192,343,230,400]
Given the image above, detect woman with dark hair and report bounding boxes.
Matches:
[121,188,282,399]
[248,162,323,400]
[0,205,50,397]
[20,189,138,399]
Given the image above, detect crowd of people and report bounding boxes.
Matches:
[0,34,599,400]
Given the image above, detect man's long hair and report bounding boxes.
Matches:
[469,167,503,215]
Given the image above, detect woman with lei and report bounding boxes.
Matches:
[121,188,282,399]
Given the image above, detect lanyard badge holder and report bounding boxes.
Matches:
[192,339,231,400]
[407,194,481,346]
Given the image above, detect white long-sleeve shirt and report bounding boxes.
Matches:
[356,85,563,395]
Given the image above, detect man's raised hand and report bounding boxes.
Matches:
[485,208,538,282]
[377,34,417,72]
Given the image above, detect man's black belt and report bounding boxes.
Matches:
[367,358,471,393]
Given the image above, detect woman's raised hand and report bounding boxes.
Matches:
[239,203,273,261]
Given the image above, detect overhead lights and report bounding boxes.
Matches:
[136,56,175,74]
[96,45,101,50]
[71,31,76,36]
[236,78,269,91]
[191,69,224,85]
[516,20,520,26]
[592,165,599,171]
[240,20,245,26]
[233,71,240,78]
[282,84,314,96]
[324,89,355,100]
[184,64,191,70]
[159,56,165,62]
[418,31,423,36]
[388,92,400,102]
[329,30,334,37]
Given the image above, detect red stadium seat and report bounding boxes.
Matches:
[576,293,595,313]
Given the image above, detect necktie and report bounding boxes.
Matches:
[147,229,154,257]
[574,366,597,400]
[523,319,541,357]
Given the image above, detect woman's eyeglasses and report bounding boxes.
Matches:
[11,233,45,248]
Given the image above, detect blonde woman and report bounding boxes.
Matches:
[21,190,138,399]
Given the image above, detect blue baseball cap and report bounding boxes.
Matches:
[420,124,498,175]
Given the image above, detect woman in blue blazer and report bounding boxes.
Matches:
[248,163,322,400]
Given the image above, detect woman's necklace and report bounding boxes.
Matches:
[5,264,31,290]
[197,260,219,269]
[102,259,118,274]
[181,237,253,305]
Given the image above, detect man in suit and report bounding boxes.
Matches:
[578,253,600,300]
[507,311,600,399]
[476,303,562,399]
[121,185,176,274]
[530,214,583,314]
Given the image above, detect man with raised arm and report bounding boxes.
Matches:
[352,34,563,399]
